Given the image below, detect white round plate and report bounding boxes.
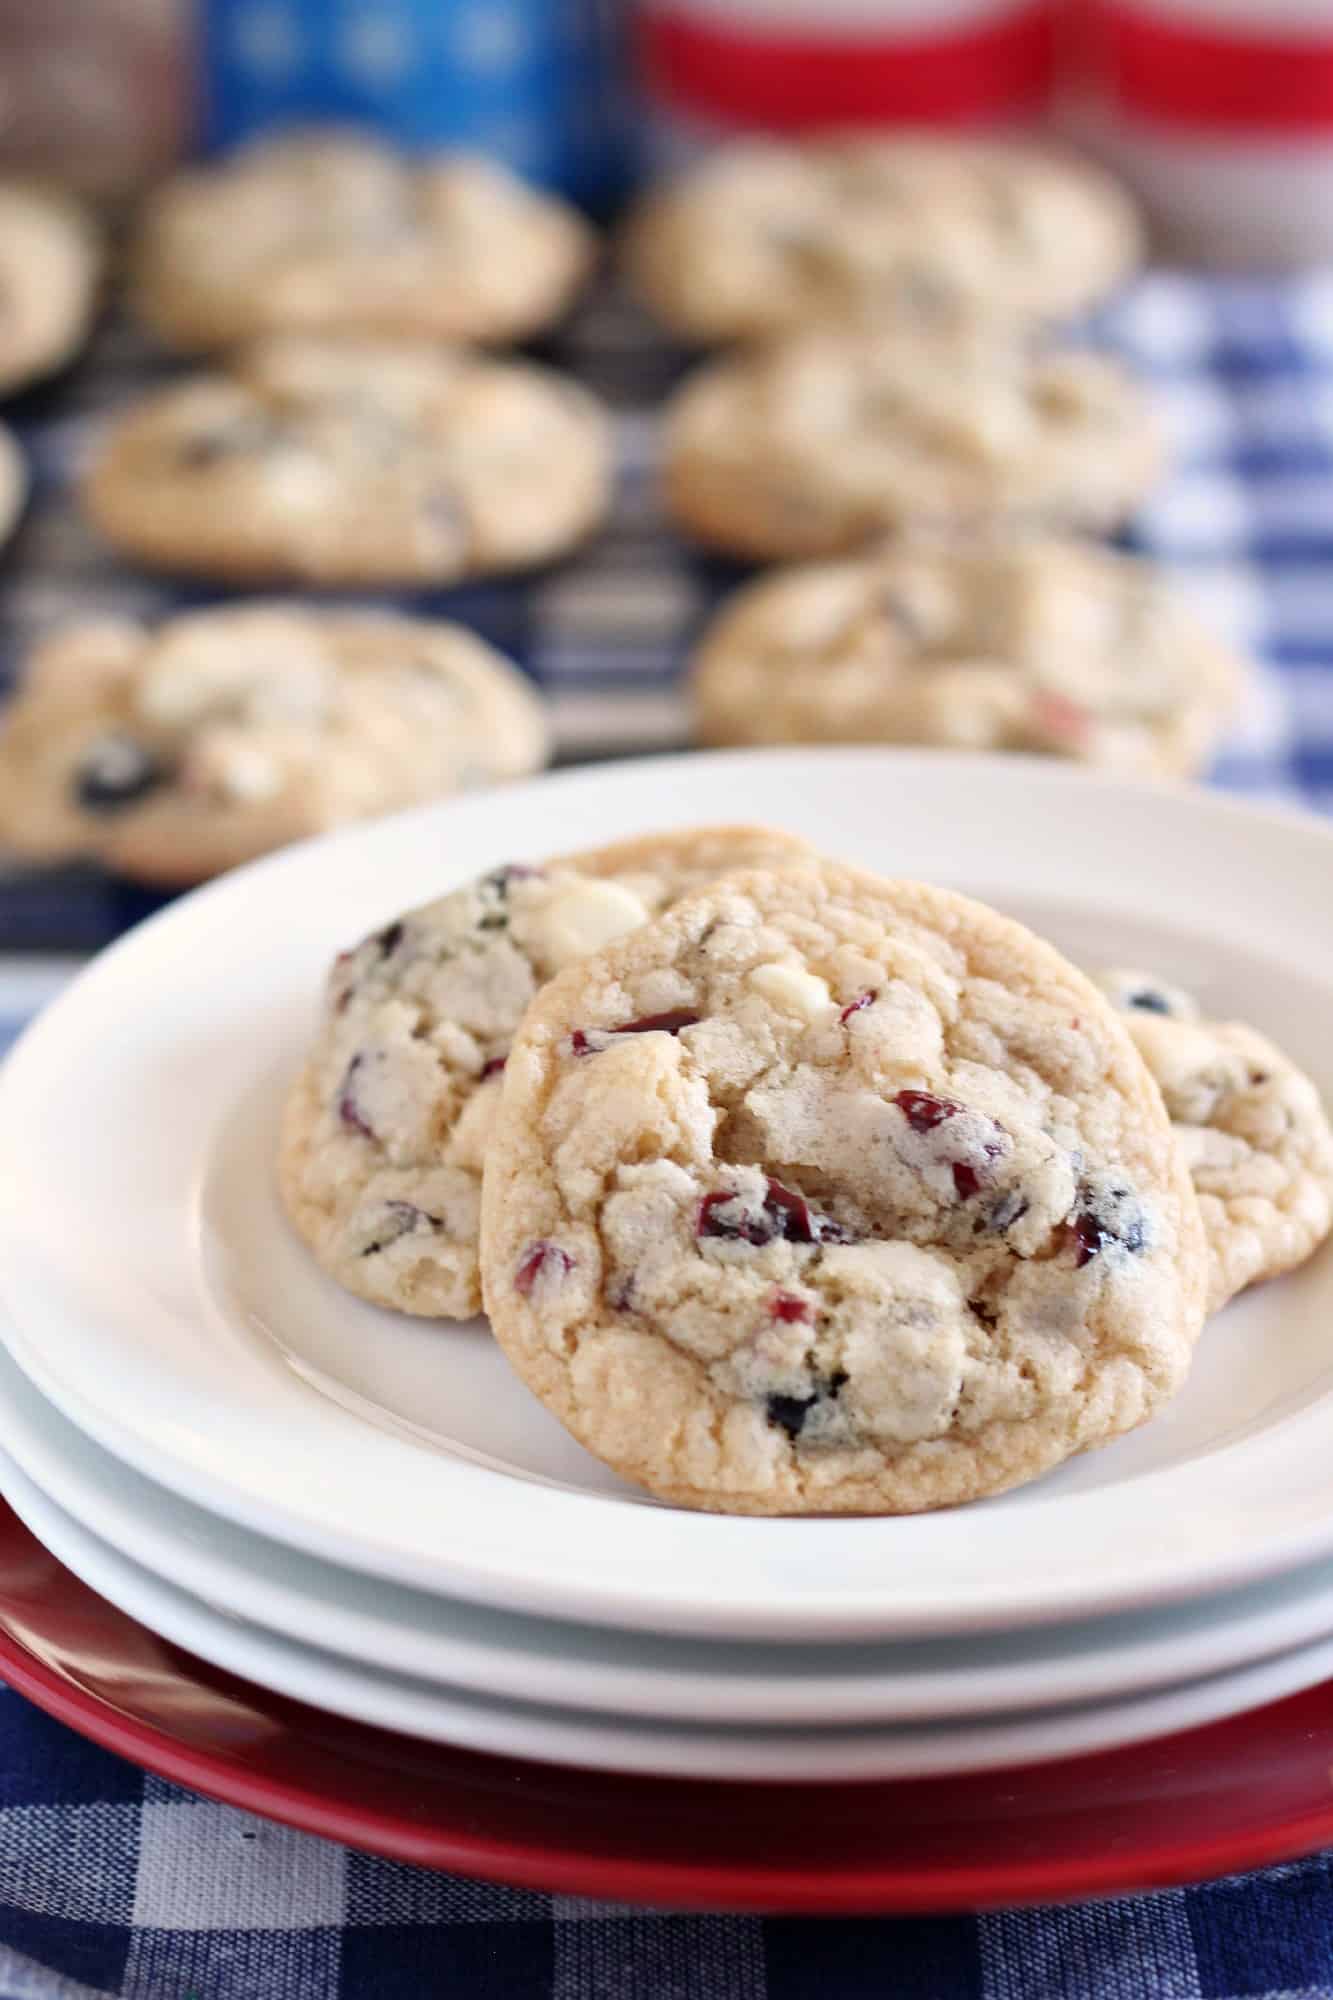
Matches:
[14,1331,1333,1729]
[11,1440,1333,1784]
[3,751,1333,1642]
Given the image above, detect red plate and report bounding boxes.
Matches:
[3,1496,1333,1914]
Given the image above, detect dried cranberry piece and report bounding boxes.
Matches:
[697,1179,846,1248]
[840,991,876,1025]
[615,1010,700,1037]
[1069,1184,1148,1266]
[952,1162,982,1201]
[769,1290,812,1324]
[514,1241,575,1295]
[570,1030,595,1058]
[480,1056,507,1079]
[894,1089,962,1134]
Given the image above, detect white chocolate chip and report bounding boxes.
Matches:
[748,961,832,1020]
[214,742,283,802]
[525,878,650,970]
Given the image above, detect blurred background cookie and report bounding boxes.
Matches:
[0,181,102,394]
[664,331,1159,560]
[0,602,548,883]
[131,131,597,353]
[625,137,1142,347]
[0,422,27,548]
[691,539,1244,777]
[80,336,613,585]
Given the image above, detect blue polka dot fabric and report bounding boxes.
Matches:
[2,273,1333,1995]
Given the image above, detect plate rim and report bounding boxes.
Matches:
[2,1490,1333,1910]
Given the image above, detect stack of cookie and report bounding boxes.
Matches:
[622,137,1247,779]
[0,132,622,881]
[278,823,1333,1515]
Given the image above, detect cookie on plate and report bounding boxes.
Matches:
[279,827,815,1320]
[692,539,1243,778]
[0,603,548,883]
[480,864,1209,1515]
[624,137,1141,346]
[132,130,595,352]
[0,182,102,394]
[663,332,1159,560]
[80,336,613,586]
[0,422,26,547]
[1097,971,1333,1311]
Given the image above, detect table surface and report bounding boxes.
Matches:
[2,274,1333,1997]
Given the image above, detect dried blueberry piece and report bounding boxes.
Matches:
[979,1189,1029,1234]
[514,1241,575,1295]
[72,735,167,814]
[1125,987,1172,1015]
[1069,1178,1150,1267]
[360,1200,441,1257]
[373,921,404,960]
[765,1370,849,1441]
[337,1054,375,1139]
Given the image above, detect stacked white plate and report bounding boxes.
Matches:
[4,749,1333,1784]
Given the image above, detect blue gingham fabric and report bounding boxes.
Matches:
[4,271,1333,1993]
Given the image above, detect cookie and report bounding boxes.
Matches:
[279,827,815,1320]
[80,336,613,586]
[691,539,1243,777]
[0,182,102,394]
[479,864,1208,1515]
[0,603,548,884]
[625,137,1141,346]
[1096,971,1333,1311]
[664,332,1159,560]
[131,131,595,352]
[0,422,26,547]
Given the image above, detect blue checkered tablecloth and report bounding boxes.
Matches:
[4,271,1333,1994]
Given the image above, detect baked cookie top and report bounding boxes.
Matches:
[1097,971,1333,1311]
[480,864,1208,1515]
[0,602,548,883]
[132,130,596,351]
[80,336,613,585]
[0,181,102,394]
[279,827,815,1321]
[664,331,1159,560]
[691,539,1243,778]
[624,137,1141,345]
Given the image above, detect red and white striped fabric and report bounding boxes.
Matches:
[635,0,1056,162]
[1062,1,1333,264]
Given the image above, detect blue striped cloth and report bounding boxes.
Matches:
[3,272,1333,1995]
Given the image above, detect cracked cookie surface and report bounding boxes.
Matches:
[691,539,1242,777]
[480,864,1208,1514]
[0,602,548,883]
[279,827,814,1320]
[625,136,1141,345]
[664,331,1159,560]
[1097,971,1333,1310]
[81,336,613,586]
[132,131,594,351]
